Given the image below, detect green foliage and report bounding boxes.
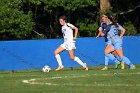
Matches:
[23,0,41,5]
[43,0,96,12]
[0,0,22,9]
[41,0,97,38]
[0,0,139,40]
[79,22,98,37]
[123,21,137,35]
[110,0,140,12]
[0,0,34,40]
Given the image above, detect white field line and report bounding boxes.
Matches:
[22,72,140,87]
[22,79,140,87]
[19,72,140,78]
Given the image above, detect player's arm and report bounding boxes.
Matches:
[73,26,78,40]
[120,27,126,39]
[96,27,105,38]
[96,27,102,38]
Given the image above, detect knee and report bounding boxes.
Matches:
[70,56,75,60]
[104,50,108,55]
[54,50,58,55]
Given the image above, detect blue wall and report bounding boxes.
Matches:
[0,36,140,70]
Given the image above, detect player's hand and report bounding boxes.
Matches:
[96,36,99,38]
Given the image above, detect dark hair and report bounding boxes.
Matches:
[113,19,119,27]
[108,15,118,27]
[101,13,114,21]
[59,15,67,21]
[105,13,112,20]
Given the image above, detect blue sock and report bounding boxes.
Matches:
[105,54,118,66]
[107,53,118,63]
[121,56,132,66]
[105,54,109,66]
[115,55,122,62]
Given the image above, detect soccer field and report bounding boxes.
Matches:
[0,65,140,93]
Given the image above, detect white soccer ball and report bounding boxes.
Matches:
[42,65,51,72]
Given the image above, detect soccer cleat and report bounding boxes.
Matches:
[121,62,125,69]
[115,61,121,69]
[83,63,88,71]
[55,66,64,71]
[130,65,136,69]
[84,66,88,71]
[101,67,108,70]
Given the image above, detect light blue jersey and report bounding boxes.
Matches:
[107,24,123,50]
[105,24,135,68]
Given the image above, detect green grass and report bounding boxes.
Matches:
[0,65,140,93]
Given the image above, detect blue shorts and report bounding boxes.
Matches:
[110,40,122,50]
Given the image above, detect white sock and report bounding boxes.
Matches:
[74,56,85,67]
[55,54,63,67]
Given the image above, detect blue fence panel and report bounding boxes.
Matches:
[0,36,140,70]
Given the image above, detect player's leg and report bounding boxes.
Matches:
[116,48,136,69]
[101,44,110,70]
[121,56,136,69]
[114,54,125,69]
[102,45,117,70]
[54,46,65,71]
[113,54,122,69]
[102,53,109,70]
[114,40,126,69]
[68,50,88,70]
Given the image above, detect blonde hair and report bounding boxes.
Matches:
[101,15,108,18]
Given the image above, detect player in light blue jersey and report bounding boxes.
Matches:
[96,14,124,70]
[103,20,136,70]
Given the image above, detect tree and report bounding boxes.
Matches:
[42,0,97,38]
[0,0,34,40]
[0,0,139,40]
[100,0,110,14]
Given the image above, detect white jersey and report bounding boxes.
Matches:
[61,23,75,42]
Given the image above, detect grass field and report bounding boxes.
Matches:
[0,65,140,93]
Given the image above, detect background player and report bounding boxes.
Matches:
[103,18,136,70]
[96,14,124,70]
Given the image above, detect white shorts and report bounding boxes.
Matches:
[60,41,76,50]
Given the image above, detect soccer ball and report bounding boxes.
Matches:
[42,65,51,72]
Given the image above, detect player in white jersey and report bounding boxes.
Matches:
[54,15,88,71]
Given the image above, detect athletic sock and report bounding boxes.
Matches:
[121,56,133,66]
[105,54,109,66]
[108,53,118,62]
[115,54,122,62]
[105,53,118,66]
[55,54,63,67]
[74,56,85,67]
